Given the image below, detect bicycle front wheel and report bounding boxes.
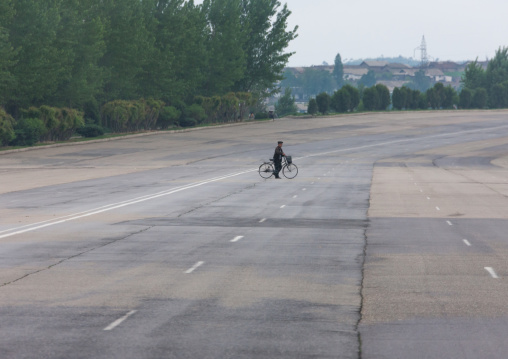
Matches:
[283,163,298,179]
[259,163,274,179]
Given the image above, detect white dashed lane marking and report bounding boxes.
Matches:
[463,239,472,246]
[104,310,137,331]
[230,236,244,243]
[185,261,204,274]
[485,267,499,279]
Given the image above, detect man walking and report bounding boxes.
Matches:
[273,141,285,179]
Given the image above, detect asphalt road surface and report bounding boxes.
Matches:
[1,110,508,358]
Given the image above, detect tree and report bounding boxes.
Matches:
[315,92,330,114]
[331,88,350,113]
[462,59,486,90]
[375,84,390,110]
[332,53,344,88]
[485,47,508,108]
[50,0,107,108]
[392,87,404,110]
[472,88,488,108]
[201,0,245,96]
[359,70,376,87]
[409,69,432,92]
[302,68,335,97]
[490,81,508,108]
[342,84,360,110]
[0,0,16,106]
[148,0,207,103]
[307,98,318,115]
[275,88,297,116]
[8,0,63,112]
[99,0,154,101]
[234,0,298,99]
[459,88,473,109]
[362,86,379,111]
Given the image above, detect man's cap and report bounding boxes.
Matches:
[278,141,283,144]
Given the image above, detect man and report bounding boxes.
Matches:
[273,141,285,179]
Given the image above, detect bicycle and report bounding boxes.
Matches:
[259,155,298,179]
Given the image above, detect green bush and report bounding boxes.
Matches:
[307,98,318,115]
[20,106,84,141]
[76,124,105,138]
[157,106,181,129]
[10,118,46,146]
[179,118,197,127]
[186,104,206,124]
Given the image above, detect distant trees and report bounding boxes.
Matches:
[307,98,318,115]
[392,87,425,110]
[276,88,298,116]
[315,92,331,114]
[461,47,508,108]
[362,84,390,111]
[331,85,360,113]
[358,70,376,87]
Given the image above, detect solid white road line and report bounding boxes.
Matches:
[104,310,137,331]
[463,239,472,246]
[0,170,255,240]
[185,261,204,274]
[485,267,499,279]
[230,236,244,243]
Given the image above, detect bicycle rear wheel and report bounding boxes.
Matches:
[259,163,274,179]
[282,163,298,179]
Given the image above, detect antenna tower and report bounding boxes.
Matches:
[414,35,429,68]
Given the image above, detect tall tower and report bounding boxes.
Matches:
[414,35,429,68]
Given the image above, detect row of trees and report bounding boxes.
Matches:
[461,47,508,108]
[0,0,297,123]
[304,81,481,116]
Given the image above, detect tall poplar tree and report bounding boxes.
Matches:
[0,0,16,106]
[9,0,63,111]
[235,0,298,97]
[201,0,246,96]
[332,53,344,89]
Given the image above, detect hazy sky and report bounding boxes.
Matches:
[284,0,508,66]
[193,0,508,67]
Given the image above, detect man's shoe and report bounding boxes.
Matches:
[275,176,281,179]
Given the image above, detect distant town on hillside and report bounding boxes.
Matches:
[279,57,489,105]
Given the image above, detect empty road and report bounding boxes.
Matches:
[1,110,508,358]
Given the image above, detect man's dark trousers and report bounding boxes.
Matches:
[273,160,282,177]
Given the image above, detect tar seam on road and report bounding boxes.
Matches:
[104,310,137,331]
[185,261,204,274]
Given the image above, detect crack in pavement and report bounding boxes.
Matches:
[0,226,153,289]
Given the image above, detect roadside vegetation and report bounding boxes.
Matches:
[289,47,508,117]
[0,0,297,147]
